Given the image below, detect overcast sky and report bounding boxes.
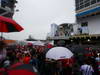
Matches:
[5,0,76,40]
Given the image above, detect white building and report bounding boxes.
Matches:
[47,23,74,40]
[74,0,100,35]
[50,23,58,37]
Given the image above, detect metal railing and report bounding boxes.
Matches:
[48,36,70,40]
[76,1,100,13]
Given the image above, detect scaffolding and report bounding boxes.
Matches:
[0,0,17,18]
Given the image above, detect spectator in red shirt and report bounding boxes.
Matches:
[23,54,31,64]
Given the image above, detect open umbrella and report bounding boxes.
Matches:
[8,70,37,75]
[46,47,73,60]
[33,41,44,46]
[0,63,38,75]
[0,16,23,39]
[11,64,37,73]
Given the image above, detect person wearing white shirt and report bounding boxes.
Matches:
[80,60,94,75]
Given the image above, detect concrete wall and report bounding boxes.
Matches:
[73,24,80,35]
[77,15,100,35]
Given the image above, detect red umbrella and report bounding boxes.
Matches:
[8,70,37,75]
[0,16,23,38]
[11,62,23,68]
[0,64,38,75]
[0,69,37,75]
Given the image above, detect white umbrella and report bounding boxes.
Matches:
[46,47,73,60]
[33,41,44,46]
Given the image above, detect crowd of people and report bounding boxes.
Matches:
[0,40,100,75]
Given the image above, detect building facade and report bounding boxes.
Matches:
[70,0,100,45]
[50,23,58,37]
[47,0,100,45]
[47,23,74,40]
[75,0,100,35]
[46,23,74,45]
[76,0,100,11]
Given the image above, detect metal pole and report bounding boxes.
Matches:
[1,32,3,40]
